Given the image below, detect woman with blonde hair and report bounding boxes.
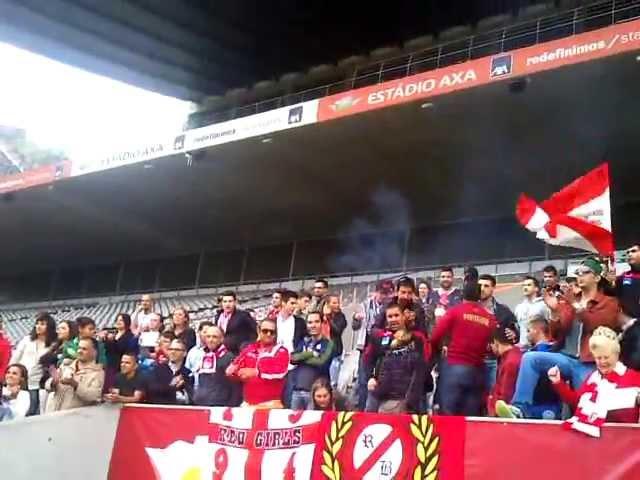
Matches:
[547,326,640,437]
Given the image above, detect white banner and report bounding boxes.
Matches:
[70,100,318,177]
[180,100,318,152]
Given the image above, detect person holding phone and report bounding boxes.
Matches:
[102,313,139,391]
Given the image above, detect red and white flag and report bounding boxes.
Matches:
[516,163,613,256]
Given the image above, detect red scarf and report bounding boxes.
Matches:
[564,363,640,437]
[199,345,229,374]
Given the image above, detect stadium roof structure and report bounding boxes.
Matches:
[1,18,639,275]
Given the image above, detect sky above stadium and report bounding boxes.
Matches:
[0,42,192,162]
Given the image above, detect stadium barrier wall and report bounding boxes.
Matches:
[2,404,639,479]
[0,404,121,480]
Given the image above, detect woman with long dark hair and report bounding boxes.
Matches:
[0,363,30,421]
[170,307,196,352]
[10,312,57,415]
[39,320,78,388]
[102,313,139,391]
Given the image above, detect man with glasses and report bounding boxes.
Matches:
[226,318,290,408]
[497,257,619,419]
[146,338,193,405]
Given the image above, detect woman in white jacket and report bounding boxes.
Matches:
[10,313,57,415]
[0,364,30,421]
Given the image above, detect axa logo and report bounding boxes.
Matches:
[490,54,513,78]
[173,134,185,151]
[288,106,303,124]
[329,95,361,112]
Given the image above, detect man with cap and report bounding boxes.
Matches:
[497,257,620,419]
[352,279,394,410]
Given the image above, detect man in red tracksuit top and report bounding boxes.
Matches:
[226,318,290,408]
[487,326,523,416]
[431,281,497,416]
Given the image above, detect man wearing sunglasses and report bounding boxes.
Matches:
[497,257,619,419]
[226,318,290,408]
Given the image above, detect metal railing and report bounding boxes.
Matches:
[189,0,640,129]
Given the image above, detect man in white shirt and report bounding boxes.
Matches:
[131,294,157,335]
[514,276,549,345]
[276,290,306,408]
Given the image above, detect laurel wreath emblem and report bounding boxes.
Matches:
[410,414,440,480]
[321,411,354,480]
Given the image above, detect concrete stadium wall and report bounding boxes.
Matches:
[0,405,121,480]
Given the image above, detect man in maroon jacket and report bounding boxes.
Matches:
[431,281,497,416]
[487,326,522,416]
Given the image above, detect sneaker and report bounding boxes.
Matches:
[495,400,524,419]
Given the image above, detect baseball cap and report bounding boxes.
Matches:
[577,257,603,276]
[376,279,394,294]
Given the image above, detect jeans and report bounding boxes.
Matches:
[365,392,380,413]
[484,357,498,394]
[357,354,368,411]
[438,361,485,416]
[329,356,343,390]
[290,390,311,410]
[512,351,595,407]
[282,371,296,408]
[26,389,40,417]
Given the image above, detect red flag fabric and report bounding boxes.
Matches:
[108,406,466,480]
[516,163,613,255]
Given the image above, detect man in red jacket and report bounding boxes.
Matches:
[431,281,497,415]
[226,318,289,408]
[0,320,11,382]
[487,326,522,416]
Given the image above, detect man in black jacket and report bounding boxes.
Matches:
[478,274,518,393]
[193,326,241,407]
[373,276,427,335]
[216,291,257,355]
[146,339,193,405]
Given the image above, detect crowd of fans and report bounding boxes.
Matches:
[1,243,640,429]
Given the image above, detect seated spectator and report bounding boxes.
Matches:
[193,326,240,407]
[0,364,30,421]
[75,317,107,366]
[104,353,145,404]
[169,307,197,352]
[216,291,257,355]
[310,378,335,411]
[10,312,57,416]
[146,339,193,405]
[226,318,289,408]
[548,327,640,437]
[497,258,620,419]
[45,338,105,412]
[487,326,522,416]
[319,295,347,389]
[185,321,214,387]
[367,304,427,414]
[365,303,430,413]
[102,313,139,391]
[430,281,497,416]
[516,316,562,419]
[290,311,334,410]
